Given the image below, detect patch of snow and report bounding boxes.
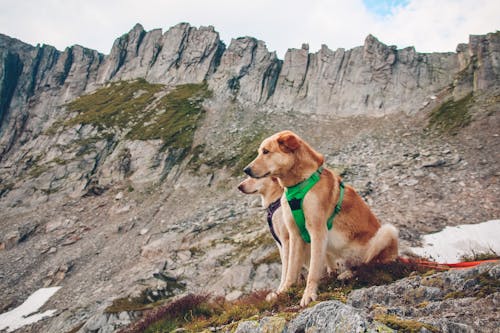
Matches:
[0,286,61,332]
[410,220,500,263]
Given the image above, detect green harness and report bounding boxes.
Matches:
[284,166,345,243]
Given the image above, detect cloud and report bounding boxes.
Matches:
[369,0,500,52]
[0,0,498,58]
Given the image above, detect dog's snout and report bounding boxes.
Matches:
[243,166,252,176]
[237,184,244,192]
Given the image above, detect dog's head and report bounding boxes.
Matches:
[238,176,282,207]
[243,130,324,180]
[237,176,281,195]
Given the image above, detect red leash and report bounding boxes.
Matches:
[398,257,499,270]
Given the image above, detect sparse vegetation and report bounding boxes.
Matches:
[105,291,153,314]
[187,130,271,176]
[64,79,211,152]
[428,93,473,134]
[374,313,439,333]
[119,259,437,332]
[460,249,499,262]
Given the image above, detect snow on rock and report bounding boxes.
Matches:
[410,220,500,263]
[0,287,61,332]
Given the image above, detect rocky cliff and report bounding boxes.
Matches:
[0,23,499,333]
[1,24,499,158]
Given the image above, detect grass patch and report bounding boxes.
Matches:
[120,259,436,332]
[120,291,300,333]
[105,291,153,314]
[126,82,211,149]
[64,79,211,152]
[374,314,439,333]
[460,249,499,262]
[188,130,271,176]
[428,93,473,134]
[66,79,164,130]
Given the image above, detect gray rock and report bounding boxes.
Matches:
[348,263,500,332]
[286,301,393,333]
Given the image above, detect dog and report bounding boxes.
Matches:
[238,176,338,300]
[237,176,292,296]
[244,130,398,306]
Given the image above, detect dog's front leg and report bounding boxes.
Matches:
[300,218,327,307]
[278,235,289,291]
[278,205,304,293]
[267,235,290,302]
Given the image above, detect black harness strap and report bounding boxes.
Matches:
[266,198,282,247]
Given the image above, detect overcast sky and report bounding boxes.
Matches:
[0,0,498,58]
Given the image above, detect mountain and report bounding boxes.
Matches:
[0,23,498,332]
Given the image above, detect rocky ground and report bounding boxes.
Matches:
[0,85,498,332]
[231,262,500,332]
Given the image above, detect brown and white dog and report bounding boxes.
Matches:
[237,176,293,296]
[238,176,336,301]
[244,130,398,306]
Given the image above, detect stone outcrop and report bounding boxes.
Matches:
[96,23,225,85]
[208,36,282,103]
[229,263,499,333]
[269,37,459,115]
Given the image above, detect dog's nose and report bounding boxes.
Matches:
[243,166,252,176]
[237,184,244,192]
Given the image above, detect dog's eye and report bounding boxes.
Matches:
[262,148,270,155]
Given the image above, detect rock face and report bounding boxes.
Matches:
[0,25,498,166]
[230,263,499,333]
[96,23,225,85]
[1,25,499,149]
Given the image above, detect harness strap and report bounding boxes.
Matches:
[327,181,344,229]
[285,166,344,243]
[266,198,282,247]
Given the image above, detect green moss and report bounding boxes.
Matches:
[64,80,211,152]
[444,291,466,300]
[104,292,152,313]
[187,130,271,176]
[66,79,162,129]
[428,93,473,134]
[472,271,500,298]
[375,314,439,333]
[126,82,211,150]
[51,157,68,165]
[230,132,266,176]
[143,319,177,333]
[28,164,49,178]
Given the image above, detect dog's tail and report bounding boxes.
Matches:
[364,224,399,264]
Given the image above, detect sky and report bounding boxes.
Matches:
[0,0,498,58]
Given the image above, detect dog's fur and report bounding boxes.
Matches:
[238,177,336,300]
[244,130,398,306]
[237,177,292,295]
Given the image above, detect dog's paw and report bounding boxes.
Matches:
[300,289,317,307]
[266,292,278,302]
[277,283,291,294]
[337,269,354,280]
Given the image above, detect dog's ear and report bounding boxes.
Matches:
[277,132,300,153]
